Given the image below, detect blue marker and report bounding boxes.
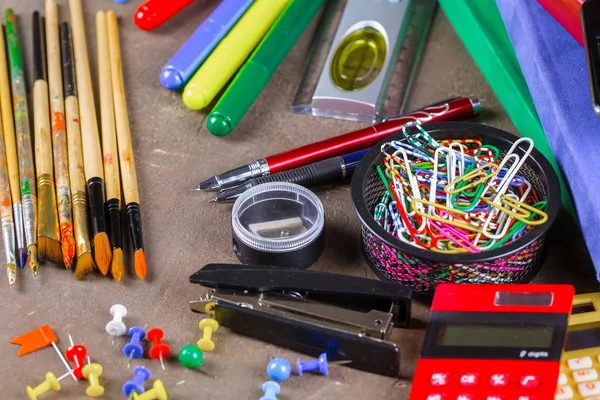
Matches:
[160,0,254,90]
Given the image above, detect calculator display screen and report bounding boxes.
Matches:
[439,324,554,348]
[565,326,600,351]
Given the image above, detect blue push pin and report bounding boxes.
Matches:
[296,353,328,376]
[123,326,146,368]
[266,358,291,382]
[259,381,280,400]
[122,366,151,396]
[113,0,128,3]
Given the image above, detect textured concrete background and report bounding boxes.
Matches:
[0,1,597,399]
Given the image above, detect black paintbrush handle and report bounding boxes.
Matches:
[60,22,76,97]
[87,178,107,235]
[32,11,46,82]
[126,203,144,251]
[105,199,122,250]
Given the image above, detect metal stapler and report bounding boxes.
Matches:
[189,263,413,377]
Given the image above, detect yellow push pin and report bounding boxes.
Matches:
[81,363,105,397]
[26,372,61,400]
[197,318,219,352]
[131,379,168,400]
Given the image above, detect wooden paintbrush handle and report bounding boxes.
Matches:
[97,11,120,202]
[65,96,86,194]
[107,11,140,205]
[33,80,54,176]
[68,0,104,180]
[0,28,20,206]
[46,0,71,204]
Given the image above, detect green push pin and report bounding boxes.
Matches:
[179,344,203,369]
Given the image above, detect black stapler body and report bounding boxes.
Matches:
[189,263,413,377]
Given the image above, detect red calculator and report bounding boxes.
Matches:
[409,284,575,400]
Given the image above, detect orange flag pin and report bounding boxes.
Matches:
[10,324,58,356]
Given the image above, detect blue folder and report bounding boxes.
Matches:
[496,0,600,279]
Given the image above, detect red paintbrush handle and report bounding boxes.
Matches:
[134,0,196,31]
[266,97,479,174]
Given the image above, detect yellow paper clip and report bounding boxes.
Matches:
[444,163,500,194]
[411,199,483,233]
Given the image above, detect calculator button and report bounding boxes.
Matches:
[459,373,479,387]
[555,385,574,399]
[489,374,509,388]
[430,373,450,387]
[573,368,598,383]
[567,356,593,370]
[519,375,539,389]
[517,396,535,400]
[426,394,445,400]
[558,373,567,385]
[456,395,474,400]
[578,381,600,396]
[485,396,504,400]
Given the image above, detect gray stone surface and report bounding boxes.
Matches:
[0,1,596,399]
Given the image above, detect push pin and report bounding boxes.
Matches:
[130,379,168,400]
[259,381,280,400]
[65,344,87,379]
[81,363,104,397]
[123,326,146,368]
[178,344,203,369]
[197,318,219,352]
[123,366,151,397]
[26,372,61,400]
[296,353,328,376]
[105,304,127,345]
[266,358,291,382]
[148,328,170,370]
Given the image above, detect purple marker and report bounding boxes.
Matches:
[160,0,254,90]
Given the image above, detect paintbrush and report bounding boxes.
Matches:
[6,10,38,275]
[107,11,147,279]
[46,0,75,269]
[68,0,111,274]
[0,47,16,285]
[97,11,123,281]
[61,22,96,279]
[0,22,25,271]
[33,11,62,266]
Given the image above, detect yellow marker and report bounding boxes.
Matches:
[182,0,289,111]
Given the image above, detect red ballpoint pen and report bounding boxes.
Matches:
[134,0,196,31]
[197,97,481,191]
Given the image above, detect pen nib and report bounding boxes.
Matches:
[198,177,219,192]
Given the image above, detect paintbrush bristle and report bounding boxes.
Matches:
[61,231,76,269]
[28,244,38,277]
[93,232,112,275]
[38,236,64,266]
[73,251,95,279]
[7,263,16,286]
[134,249,147,279]
[111,248,124,282]
[18,248,27,269]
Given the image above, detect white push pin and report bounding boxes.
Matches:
[105,304,128,345]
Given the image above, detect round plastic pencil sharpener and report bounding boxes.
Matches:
[231,182,325,269]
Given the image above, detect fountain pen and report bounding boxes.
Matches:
[196,97,481,192]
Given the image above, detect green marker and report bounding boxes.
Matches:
[207,0,325,136]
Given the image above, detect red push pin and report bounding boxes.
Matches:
[65,336,87,380]
[148,328,170,371]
